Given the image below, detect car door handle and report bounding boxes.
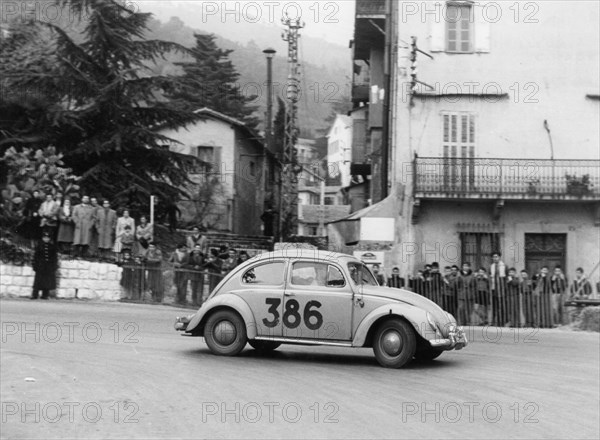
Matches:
[284,292,295,297]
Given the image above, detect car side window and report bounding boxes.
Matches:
[242,262,285,285]
[291,262,327,286]
[291,262,345,288]
[327,265,345,287]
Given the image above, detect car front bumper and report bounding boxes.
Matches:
[429,325,468,350]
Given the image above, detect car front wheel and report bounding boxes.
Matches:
[204,310,247,356]
[248,340,282,353]
[372,319,416,368]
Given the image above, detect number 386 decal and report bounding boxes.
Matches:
[262,298,323,330]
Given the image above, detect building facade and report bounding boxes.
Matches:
[344,1,600,281]
[326,114,353,188]
[161,108,279,235]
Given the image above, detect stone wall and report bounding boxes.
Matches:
[0,260,123,300]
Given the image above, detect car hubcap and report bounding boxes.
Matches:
[382,329,403,356]
[214,320,237,345]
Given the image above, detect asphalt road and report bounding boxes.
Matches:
[1,298,598,440]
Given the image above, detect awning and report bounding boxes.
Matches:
[327,193,398,247]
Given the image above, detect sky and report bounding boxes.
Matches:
[137,0,356,46]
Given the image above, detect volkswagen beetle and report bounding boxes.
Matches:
[174,249,467,368]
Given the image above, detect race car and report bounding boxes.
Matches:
[174,249,467,368]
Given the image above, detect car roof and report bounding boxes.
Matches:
[248,249,359,265]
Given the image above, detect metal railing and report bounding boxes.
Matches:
[396,275,595,328]
[414,157,600,199]
[120,266,226,305]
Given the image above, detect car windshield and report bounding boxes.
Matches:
[347,262,379,286]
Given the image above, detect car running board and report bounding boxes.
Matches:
[253,336,353,347]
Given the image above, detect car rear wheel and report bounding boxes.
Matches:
[414,346,444,362]
[248,340,282,353]
[204,310,247,356]
[372,319,416,368]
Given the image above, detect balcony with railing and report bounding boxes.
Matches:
[413,157,600,201]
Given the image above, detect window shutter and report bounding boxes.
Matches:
[474,3,491,53]
[430,2,445,52]
[213,147,222,174]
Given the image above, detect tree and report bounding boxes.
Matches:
[1,0,202,211]
[169,33,259,128]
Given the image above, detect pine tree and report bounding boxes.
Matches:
[170,33,259,128]
[1,0,202,209]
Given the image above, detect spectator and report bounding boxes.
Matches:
[144,242,163,302]
[222,248,239,275]
[409,270,426,295]
[237,250,250,266]
[114,209,135,255]
[387,267,405,289]
[170,243,190,305]
[205,248,223,294]
[261,204,277,237]
[95,200,118,260]
[520,270,534,327]
[456,262,476,325]
[54,192,63,208]
[444,265,459,316]
[165,201,181,233]
[119,225,135,256]
[57,198,74,254]
[569,267,592,300]
[135,215,153,255]
[17,190,43,246]
[187,243,206,306]
[506,267,521,327]
[428,262,444,303]
[490,251,507,327]
[475,267,490,325]
[72,196,95,257]
[88,197,101,258]
[38,193,59,237]
[31,231,58,300]
[551,265,568,326]
[371,264,386,286]
[186,226,207,255]
[424,264,432,279]
[533,266,552,328]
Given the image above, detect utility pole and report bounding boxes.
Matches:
[263,48,276,235]
[279,14,304,242]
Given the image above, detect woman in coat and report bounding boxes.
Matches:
[134,215,153,255]
[114,209,135,253]
[57,199,75,254]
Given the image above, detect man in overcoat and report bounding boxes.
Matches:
[72,196,95,257]
[95,200,117,260]
[31,232,58,300]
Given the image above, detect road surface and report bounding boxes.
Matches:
[1,299,598,439]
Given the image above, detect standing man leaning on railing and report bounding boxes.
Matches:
[187,243,206,306]
[490,252,507,327]
[551,265,568,326]
[170,243,190,305]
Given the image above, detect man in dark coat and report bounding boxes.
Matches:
[187,244,206,306]
[456,262,477,326]
[31,232,58,300]
[95,200,117,260]
[387,267,405,289]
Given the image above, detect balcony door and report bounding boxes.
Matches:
[442,113,476,193]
